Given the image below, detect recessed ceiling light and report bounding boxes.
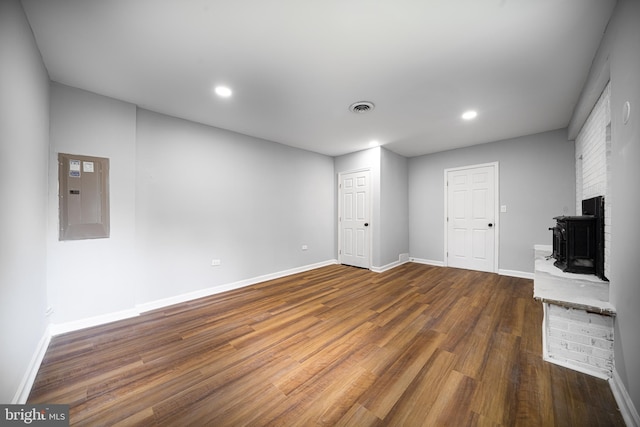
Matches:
[214,86,232,98]
[462,110,478,120]
[369,140,379,147]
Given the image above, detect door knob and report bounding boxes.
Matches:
[364,223,369,227]
[488,223,493,227]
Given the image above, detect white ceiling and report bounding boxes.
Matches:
[21,0,616,157]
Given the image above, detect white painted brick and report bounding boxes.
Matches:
[565,340,594,355]
[575,81,610,275]
[547,343,591,364]
[550,306,613,326]
[585,312,613,328]
[589,355,614,370]
[547,304,566,315]
[543,302,614,378]
[591,346,614,360]
[547,306,613,328]
[546,347,613,377]
[590,336,614,351]
[547,327,592,345]
[547,317,569,331]
[546,336,608,360]
[562,340,613,362]
[567,323,614,340]
[547,304,577,318]
[554,356,612,378]
[566,308,592,322]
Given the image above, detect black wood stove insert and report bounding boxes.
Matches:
[549,196,607,280]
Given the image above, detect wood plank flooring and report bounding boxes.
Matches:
[28,264,625,426]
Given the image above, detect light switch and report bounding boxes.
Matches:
[500,205,507,213]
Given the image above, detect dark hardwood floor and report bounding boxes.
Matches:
[28,263,624,426]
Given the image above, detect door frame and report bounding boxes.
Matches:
[338,168,373,269]
[443,162,499,272]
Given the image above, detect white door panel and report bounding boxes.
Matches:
[339,170,370,269]
[446,164,496,272]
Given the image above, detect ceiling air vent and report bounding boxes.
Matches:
[349,101,375,114]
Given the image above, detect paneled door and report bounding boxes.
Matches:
[445,163,497,272]
[339,170,371,269]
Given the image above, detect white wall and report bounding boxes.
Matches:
[571,0,640,420]
[0,0,50,403]
[409,129,575,274]
[47,83,138,324]
[135,109,336,304]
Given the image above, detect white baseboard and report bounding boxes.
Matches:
[49,260,339,334]
[12,326,52,404]
[409,257,445,267]
[22,259,339,404]
[498,269,534,279]
[408,259,532,279]
[49,308,140,336]
[371,254,410,273]
[611,369,640,427]
[136,259,338,313]
[25,257,638,426]
[58,264,526,324]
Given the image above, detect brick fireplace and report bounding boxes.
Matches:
[533,246,615,379]
[532,82,615,379]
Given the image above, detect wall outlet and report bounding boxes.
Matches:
[301,245,308,251]
[211,259,221,266]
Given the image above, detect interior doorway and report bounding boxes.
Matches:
[444,162,498,272]
[338,169,371,269]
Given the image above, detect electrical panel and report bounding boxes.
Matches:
[58,153,110,240]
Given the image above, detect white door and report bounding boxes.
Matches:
[339,170,370,269]
[446,164,497,272]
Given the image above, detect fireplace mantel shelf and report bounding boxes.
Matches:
[533,245,616,316]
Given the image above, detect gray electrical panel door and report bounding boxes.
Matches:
[58,153,110,240]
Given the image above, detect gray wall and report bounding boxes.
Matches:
[5,0,636,413]
[135,109,336,304]
[380,148,409,266]
[333,147,410,269]
[44,87,335,321]
[47,83,137,324]
[334,147,381,267]
[409,129,575,273]
[0,0,50,402]
[571,0,640,415]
